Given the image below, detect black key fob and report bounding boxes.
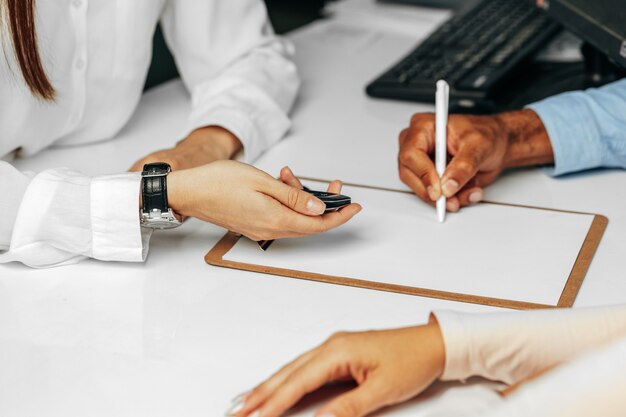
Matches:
[305,189,352,212]
[257,187,352,251]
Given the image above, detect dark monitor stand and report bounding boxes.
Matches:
[377,0,465,9]
[494,41,626,112]
[494,0,626,112]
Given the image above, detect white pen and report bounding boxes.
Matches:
[435,80,449,223]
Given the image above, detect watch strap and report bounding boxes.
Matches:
[142,163,170,213]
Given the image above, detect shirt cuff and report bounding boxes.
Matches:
[185,76,291,163]
[526,92,602,176]
[431,310,473,382]
[91,172,150,262]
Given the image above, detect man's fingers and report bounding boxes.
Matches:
[440,136,489,198]
[399,127,441,200]
[398,165,434,206]
[315,378,393,417]
[398,128,409,146]
[456,187,484,207]
[455,170,500,207]
[446,196,460,212]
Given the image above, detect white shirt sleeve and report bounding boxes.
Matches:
[0,162,149,268]
[432,304,626,385]
[481,336,626,417]
[160,0,300,163]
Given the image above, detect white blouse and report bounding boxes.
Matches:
[433,304,626,416]
[0,0,299,267]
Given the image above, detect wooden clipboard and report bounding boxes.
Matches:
[205,181,608,310]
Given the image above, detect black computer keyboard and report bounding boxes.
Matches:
[366,0,562,112]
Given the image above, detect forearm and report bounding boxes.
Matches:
[434,304,626,385]
[486,337,626,417]
[499,109,554,169]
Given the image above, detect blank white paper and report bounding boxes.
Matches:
[224,182,596,306]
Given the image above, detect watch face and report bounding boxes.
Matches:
[141,210,182,230]
[146,219,180,230]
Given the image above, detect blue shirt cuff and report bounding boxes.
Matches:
[526,79,626,177]
[527,93,601,176]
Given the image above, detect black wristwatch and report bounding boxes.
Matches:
[140,162,182,229]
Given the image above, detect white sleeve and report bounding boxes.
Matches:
[0,162,150,268]
[432,304,626,385]
[160,0,300,163]
[481,336,626,417]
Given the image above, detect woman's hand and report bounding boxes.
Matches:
[167,161,362,241]
[130,126,242,172]
[228,321,445,417]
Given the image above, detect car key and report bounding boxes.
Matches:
[257,187,352,251]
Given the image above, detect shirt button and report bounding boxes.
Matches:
[75,59,85,70]
[73,0,82,7]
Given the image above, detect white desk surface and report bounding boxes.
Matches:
[2,2,626,416]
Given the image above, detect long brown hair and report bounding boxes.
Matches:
[1,0,55,100]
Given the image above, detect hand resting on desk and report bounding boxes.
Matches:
[229,305,626,417]
[166,162,362,241]
[229,321,446,417]
[130,126,243,172]
[398,109,554,212]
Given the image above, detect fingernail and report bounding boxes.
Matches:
[248,411,261,417]
[427,186,437,201]
[226,400,245,416]
[442,180,459,198]
[307,198,326,215]
[469,189,483,204]
[231,391,249,404]
[446,200,459,212]
[316,413,336,417]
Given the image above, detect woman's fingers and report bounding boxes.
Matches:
[315,378,392,417]
[279,166,304,189]
[282,204,362,236]
[267,180,327,216]
[246,357,344,417]
[229,351,317,416]
[229,324,446,417]
[327,180,343,194]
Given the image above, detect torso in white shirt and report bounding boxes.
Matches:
[0,0,165,158]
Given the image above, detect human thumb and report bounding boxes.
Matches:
[271,181,326,216]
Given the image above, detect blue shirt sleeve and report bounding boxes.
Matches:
[526,78,626,176]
